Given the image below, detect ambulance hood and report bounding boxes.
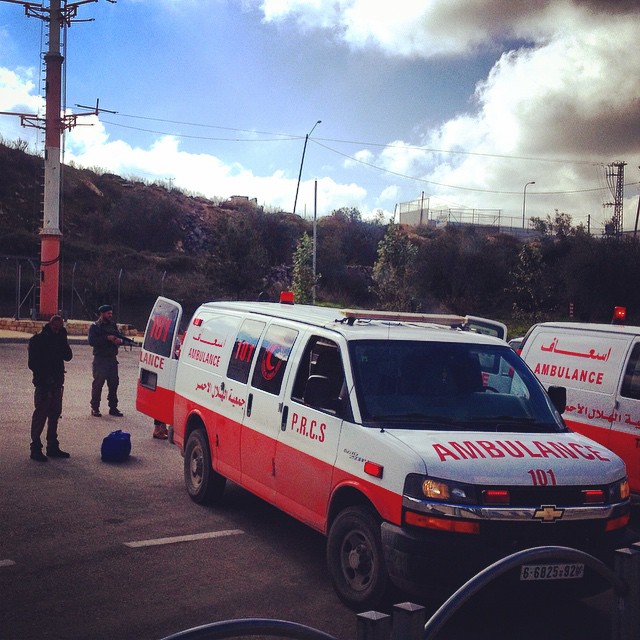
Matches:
[385,429,626,485]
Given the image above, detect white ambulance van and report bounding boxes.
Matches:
[519,321,640,496]
[137,297,632,609]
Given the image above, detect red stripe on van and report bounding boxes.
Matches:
[172,392,403,532]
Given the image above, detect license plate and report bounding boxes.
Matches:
[520,563,585,581]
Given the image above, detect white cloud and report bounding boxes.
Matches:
[257,0,640,58]
[378,184,399,203]
[349,7,640,228]
[65,119,367,214]
[0,67,44,146]
[256,0,640,224]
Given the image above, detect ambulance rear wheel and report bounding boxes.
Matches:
[327,506,389,611]
[184,429,226,504]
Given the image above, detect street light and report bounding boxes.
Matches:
[522,181,535,229]
[293,120,321,216]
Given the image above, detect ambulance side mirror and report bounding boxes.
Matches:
[547,386,566,414]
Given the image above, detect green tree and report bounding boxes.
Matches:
[511,241,554,321]
[371,224,418,311]
[530,210,576,239]
[291,232,317,304]
[414,227,518,316]
[206,213,268,300]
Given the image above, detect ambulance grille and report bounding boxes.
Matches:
[489,485,609,507]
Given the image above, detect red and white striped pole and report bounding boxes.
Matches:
[39,0,63,317]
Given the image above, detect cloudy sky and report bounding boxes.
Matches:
[1,0,639,231]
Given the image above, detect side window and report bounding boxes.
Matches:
[227,319,265,383]
[621,343,640,400]
[250,324,298,395]
[291,337,347,415]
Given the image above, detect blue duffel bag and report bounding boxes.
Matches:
[101,429,131,462]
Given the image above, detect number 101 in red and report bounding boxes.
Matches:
[528,469,557,486]
[234,340,256,362]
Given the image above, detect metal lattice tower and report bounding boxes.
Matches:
[604,161,627,237]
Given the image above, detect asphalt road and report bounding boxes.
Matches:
[0,340,637,640]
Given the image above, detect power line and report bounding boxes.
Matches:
[102,112,612,167]
[311,140,640,196]
[100,119,297,142]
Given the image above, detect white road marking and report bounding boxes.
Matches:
[0,559,16,567]
[124,529,244,548]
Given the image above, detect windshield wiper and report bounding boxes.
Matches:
[370,413,453,422]
[468,416,535,424]
[466,416,563,433]
[366,414,461,430]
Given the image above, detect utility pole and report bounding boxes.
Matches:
[604,161,626,237]
[293,120,321,216]
[0,0,114,317]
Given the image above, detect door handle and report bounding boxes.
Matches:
[281,405,288,431]
[247,393,253,417]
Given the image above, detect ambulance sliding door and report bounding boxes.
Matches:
[137,296,182,426]
[240,322,299,501]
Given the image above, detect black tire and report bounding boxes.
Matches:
[326,506,390,610]
[184,429,226,504]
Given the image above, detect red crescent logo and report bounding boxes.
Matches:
[261,344,282,381]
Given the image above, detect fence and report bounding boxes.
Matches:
[159,544,640,640]
[395,201,540,241]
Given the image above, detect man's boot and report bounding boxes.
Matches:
[46,444,70,458]
[30,445,48,462]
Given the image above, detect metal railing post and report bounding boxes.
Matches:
[612,546,640,640]
[356,611,391,640]
[391,602,426,640]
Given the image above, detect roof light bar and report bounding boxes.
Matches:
[341,309,465,325]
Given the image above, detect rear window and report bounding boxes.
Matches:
[143,299,180,357]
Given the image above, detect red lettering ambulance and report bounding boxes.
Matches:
[137,297,632,609]
[520,320,640,495]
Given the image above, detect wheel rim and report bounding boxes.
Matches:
[339,529,375,592]
[189,443,204,490]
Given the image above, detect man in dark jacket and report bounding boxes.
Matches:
[88,304,124,417]
[28,315,73,461]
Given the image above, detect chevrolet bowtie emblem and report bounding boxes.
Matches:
[533,505,565,523]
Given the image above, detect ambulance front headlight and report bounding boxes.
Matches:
[403,474,477,505]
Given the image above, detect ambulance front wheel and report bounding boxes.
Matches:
[184,429,226,504]
[327,506,390,611]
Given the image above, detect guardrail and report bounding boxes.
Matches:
[158,618,339,640]
[159,544,640,640]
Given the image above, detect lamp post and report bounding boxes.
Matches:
[293,120,321,216]
[522,181,535,229]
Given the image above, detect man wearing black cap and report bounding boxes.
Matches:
[28,315,73,461]
[88,305,124,417]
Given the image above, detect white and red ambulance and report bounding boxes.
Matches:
[137,296,632,609]
[520,319,640,496]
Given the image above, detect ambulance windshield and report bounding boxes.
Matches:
[349,341,566,433]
